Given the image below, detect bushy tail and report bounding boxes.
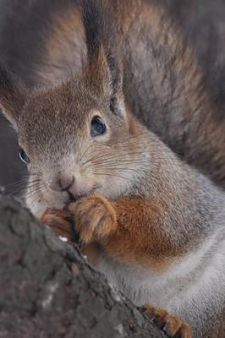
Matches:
[80,0,105,59]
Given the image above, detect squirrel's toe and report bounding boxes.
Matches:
[141,303,192,338]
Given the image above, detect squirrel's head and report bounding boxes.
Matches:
[0,0,149,217]
[0,45,146,217]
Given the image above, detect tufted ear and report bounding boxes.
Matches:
[81,0,123,114]
[0,65,27,129]
[87,46,122,99]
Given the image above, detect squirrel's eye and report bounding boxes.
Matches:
[91,116,106,137]
[19,149,30,164]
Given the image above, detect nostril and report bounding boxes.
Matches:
[49,175,75,192]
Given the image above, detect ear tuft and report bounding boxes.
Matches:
[81,0,123,114]
[0,64,27,128]
[85,47,123,113]
[106,52,122,96]
[81,0,103,59]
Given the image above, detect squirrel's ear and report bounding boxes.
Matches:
[81,0,123,114]
[0,65,27,129]
[83,46,124,115]
[87,46,122,98]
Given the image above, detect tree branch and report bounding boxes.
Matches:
[0,193,166,338]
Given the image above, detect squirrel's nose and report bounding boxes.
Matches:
[48,175,75,192]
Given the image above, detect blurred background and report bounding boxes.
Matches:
[1,0,225,194]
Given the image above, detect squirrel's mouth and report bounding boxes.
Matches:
[67,190,77,203]
[64,184,101,207]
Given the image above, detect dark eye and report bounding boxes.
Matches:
[19,149,30,164]
[91,116,106,137]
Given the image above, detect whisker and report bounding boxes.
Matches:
[82,151,148,167]
[79,143,94,163]
[94,171,142,182]
[22,184,44,200]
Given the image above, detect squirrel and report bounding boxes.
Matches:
[1,0,225,337]
[1,0,225,188]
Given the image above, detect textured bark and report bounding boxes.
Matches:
[0,193,166,338]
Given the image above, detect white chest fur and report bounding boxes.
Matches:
[94,233,225,327]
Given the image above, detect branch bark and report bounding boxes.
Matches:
[0,193,166,338]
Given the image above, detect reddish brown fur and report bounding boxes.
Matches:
[106,197,174,269]
[142,304,192,338]
[41,208,75,241]
[42,194,185,271]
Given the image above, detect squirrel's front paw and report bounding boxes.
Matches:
[141,304,192,338]
[41,208,78,242]
[68,194,117,244]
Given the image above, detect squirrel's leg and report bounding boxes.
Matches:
[42,194,189,267]
[41,208,77,241]
[41,194,116,243]
[141,304,192,338]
